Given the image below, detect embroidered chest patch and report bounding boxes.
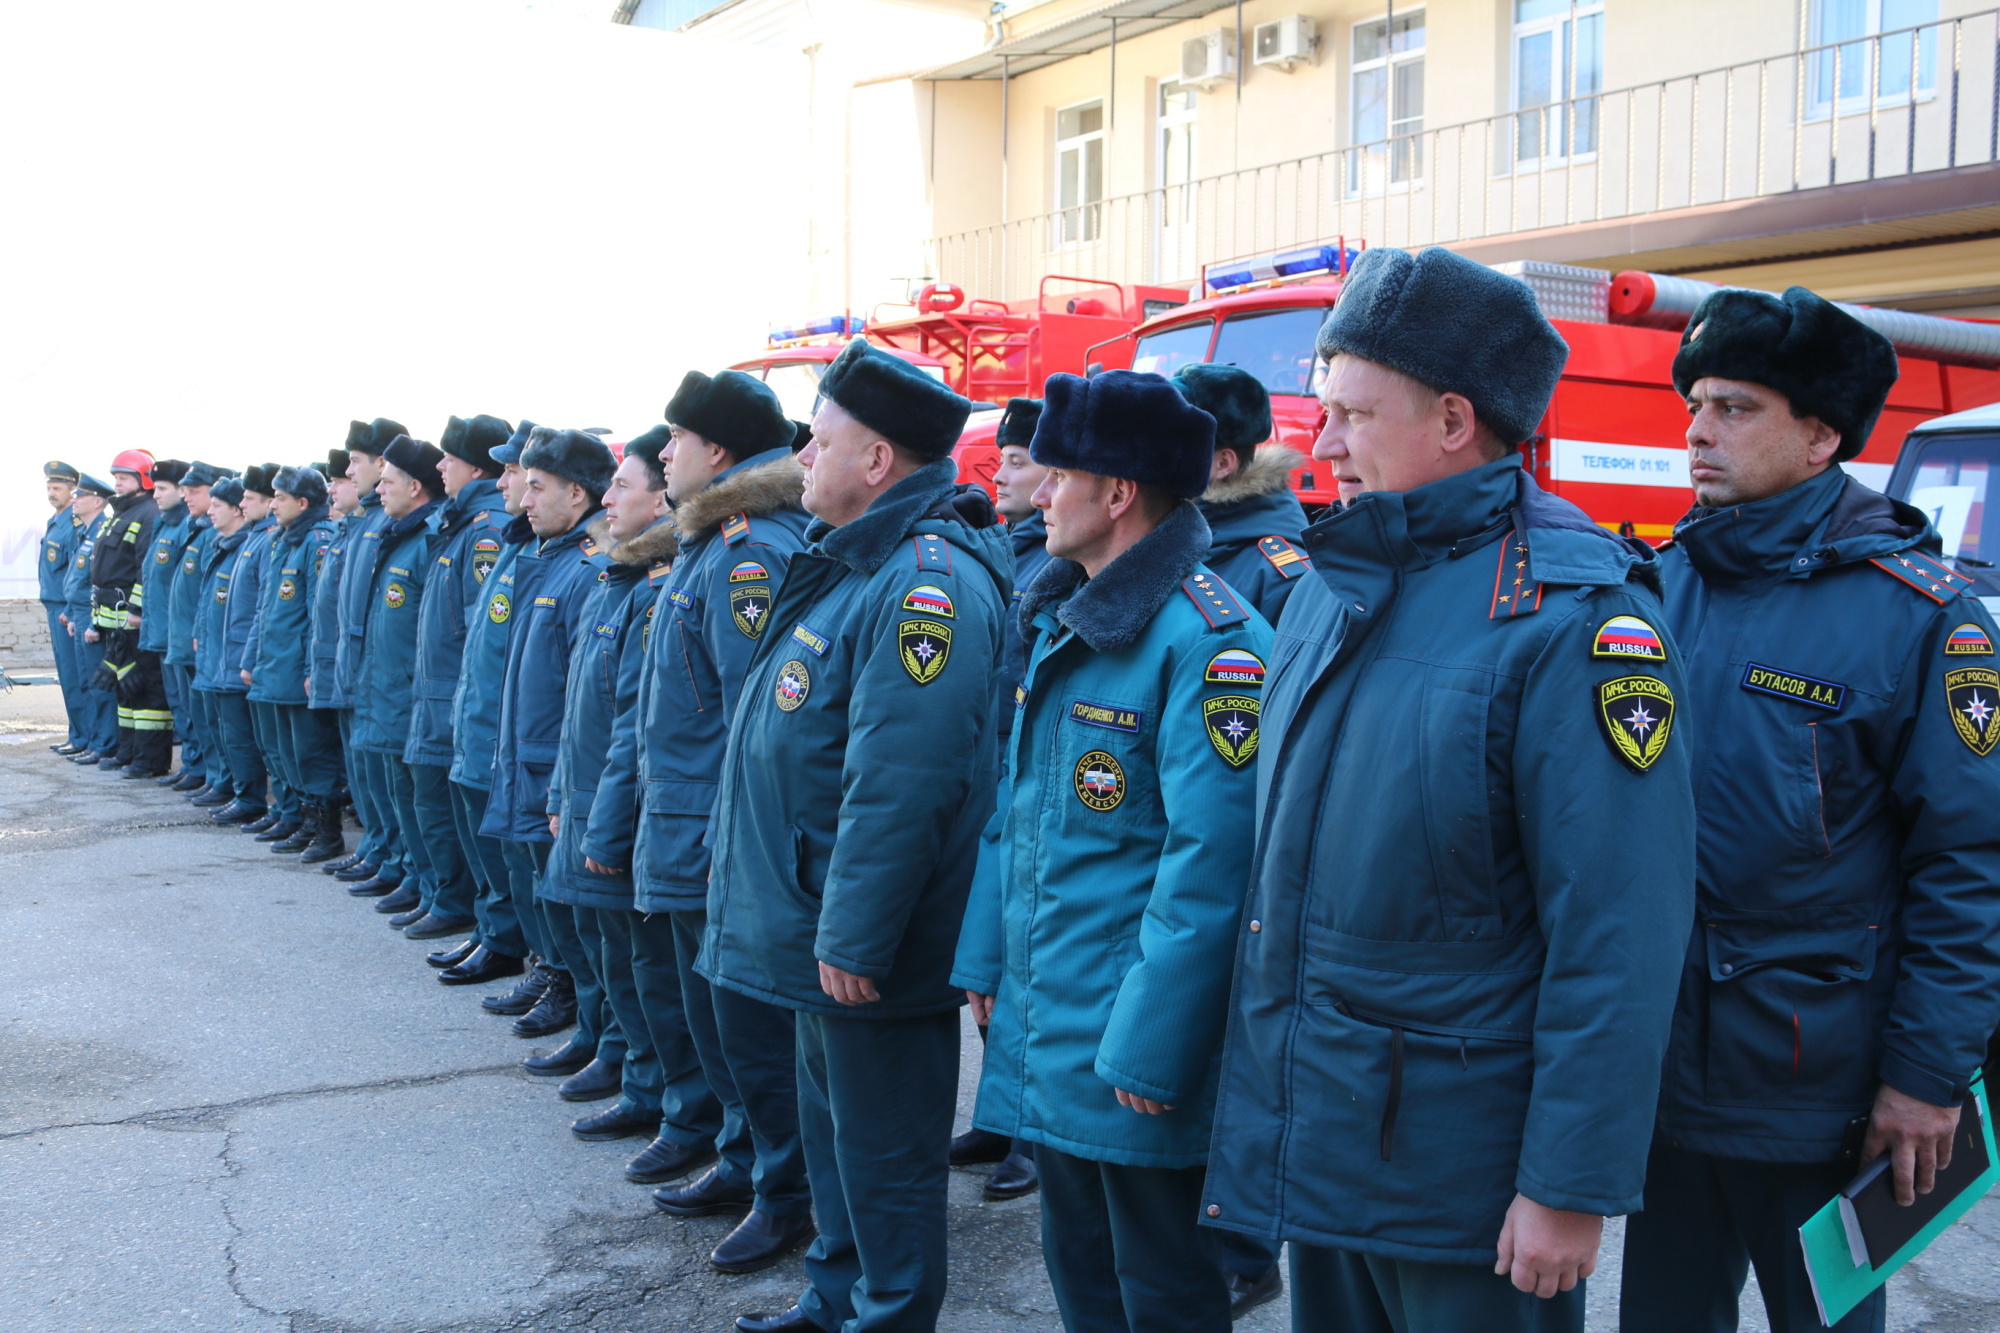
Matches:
[1592,615,1666,663]
[1205,649,1266,686]
[593,620,619,639]
[1742,664,1846,712]
[155,547,171,564]
[278,577,298,601]
[384,582,406,609]
[898,620,951,684]
[487,592,511,624]
[1074,751,1126,811]
[1203,697,1261,769]
[792,622,830,657]
[1946,667,2000,756]
[1596,675,1676,773]
[902,585,954,618]
[774,659,811,711]
[1947,623,1995,656]
[730,586,770,638]
[1069,700,1141,733]
[183,555,197,574]
[472,537,502,584]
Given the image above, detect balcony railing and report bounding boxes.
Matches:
[926,9,2000,302]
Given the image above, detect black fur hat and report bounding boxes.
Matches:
[383,435,446,497]
[344,421,370,452]
[326,448,351,479]
[1171,365,1271,454]
[622,424,672,489]
[665,370,793,458]
[816,339,972,460]
[1030,370,1215,501]
[244,464,280,497]
[996,397,1043,449]
[354,417,408,458]
[152,459,190,486]
[275,465,329,504]
[790,420,812,453]
[521,427,617,498]
[439,414,514,474]
[1672,286,1899,463]
[1317,246,1568,445]
[181,461,224,488]
[209,477,245,508]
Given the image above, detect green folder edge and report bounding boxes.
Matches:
[1798,1074,1999,1327]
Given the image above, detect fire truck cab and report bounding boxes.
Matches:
[728,334,957,427]
[1886,401,2000,616]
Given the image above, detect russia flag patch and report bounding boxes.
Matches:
[1947,622,1995,655]
[1592,615,1668,662]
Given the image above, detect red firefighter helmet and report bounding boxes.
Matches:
[109,449,155,488]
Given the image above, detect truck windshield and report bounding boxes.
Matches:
[1902,431,1996,566]
[1211,308,1328,397]
[1132,322,1212,379]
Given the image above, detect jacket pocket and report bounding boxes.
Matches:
[639,779,717,888]
[1415,667,1499,932]
[1704,920,1881,1108]
[1789,723,1834,859]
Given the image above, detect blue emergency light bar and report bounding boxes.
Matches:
[769,315,866,343]
[1206,245,1360,294]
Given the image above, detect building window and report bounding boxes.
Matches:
[1154,79,1199,281]
[1350,9,1425,192]
[1055,100,1105,244]
[1513,0,1602,165]
[1810,0,1938,113]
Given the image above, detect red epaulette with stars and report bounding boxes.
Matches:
[1869,549,1975,604]
[1489,528,1543,619]
[1181,571,1251,628]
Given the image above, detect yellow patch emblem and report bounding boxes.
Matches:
[898,620,951,685]
[487,592,511,625]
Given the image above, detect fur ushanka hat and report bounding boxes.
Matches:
[1030,370,1215,501]
[815,339,972,461]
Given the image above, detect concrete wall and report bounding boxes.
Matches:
[0,601,56,671]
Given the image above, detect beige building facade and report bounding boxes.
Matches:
[916,0,2000,315]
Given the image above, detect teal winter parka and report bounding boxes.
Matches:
[1204,459,1696,1264]
[953,502,1271,1168]
[544,516,677,910]
[1655,468,2000,1161]
[40,505,80,606]
[307,510,351,708]
[246,506,336,706]
[449,514,533,791]
[406,478,506,768]
[481,514,603,843]
[163,517,212,670]
[217,517,273,688]
[192,523,254,693]
[704,459,1009,1017]
[1196,445,1313,625]
[136,501,191,654]
[331,492,389,702]
[351,501,439,753]
[586,448,812,912]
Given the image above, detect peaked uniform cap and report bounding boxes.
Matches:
[1030,370,1216,500]
[492,418,537,468]
[816,339,972,460]
[665,370,794,457]
[43,461,80,483]
[439,414,514,472]
[996,397,1044,449]
[1671,285,1899,463]
[1316,246,1568,445]
[1171,365,1272,453]
[76,473,114,498]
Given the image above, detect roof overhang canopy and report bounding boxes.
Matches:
[919,0,1242,80]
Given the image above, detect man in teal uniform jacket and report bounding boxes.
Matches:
[1175,363,1313,630]
[1203,247,1696,1332]
[163,462,222,795]
[1621,287,2000,1333]
[710,340,1006,1333]
[955,369,1269,1332]
[41,460,86,754]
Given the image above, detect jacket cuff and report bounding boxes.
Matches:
[1879,1047,1969,1108]
[947,967,999,996]
[1514,1164,1639,1220]
[1092,1054,1188,1108]
[813,942,889,980]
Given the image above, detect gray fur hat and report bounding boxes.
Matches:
[1316,247,1568,445]
[522,427,617,498]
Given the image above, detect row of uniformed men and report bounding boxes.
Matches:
[46,243,2000,1333]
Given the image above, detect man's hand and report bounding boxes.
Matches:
[1112,1086,1175,1115]
[585,857,624,875]
[125,613,141,630]
[1863,1083,1964,1207]
[303,674,310,693]
[240,669,252,686]
[818,962,880,1006]
[59,613,69,629]
[1494,1193,1601,1298]
[547,814,560,838]
[965,991,994,1026]
[83,627,99,643]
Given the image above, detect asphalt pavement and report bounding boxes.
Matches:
[2,681,1998,1332]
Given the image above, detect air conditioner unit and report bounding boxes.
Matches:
[1181,29,1236,87]
[1253,17,1318,71]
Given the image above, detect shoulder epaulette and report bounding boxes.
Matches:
[913,532,953,574]
[1489,528,1543,619]
[648,562,671,585]
[1869,549,1975,604]
[1181,571,1250,629]
[722,513,751,545]
[1257,535,1311,580]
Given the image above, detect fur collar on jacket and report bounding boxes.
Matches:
[589,514,679,568]
[674,451,806,544]
[1199,445,1300,508]
[1019,500,1212,654]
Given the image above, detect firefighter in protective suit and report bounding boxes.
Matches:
[93,450,171,777]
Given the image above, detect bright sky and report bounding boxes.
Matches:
[0,0,810,596]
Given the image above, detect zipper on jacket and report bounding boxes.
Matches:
[1806,723,1833,858]
[1381,1024,1405,1162]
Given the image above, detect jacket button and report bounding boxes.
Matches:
[1249,920,1261,933]
[1353,602,1366,612]
[1206,1205,1221,1218]
[1719,963,1734,976]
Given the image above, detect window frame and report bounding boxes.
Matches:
[1509,0,1605,170]
[1053,97,1107,247]
[1806,0,1939,119]
[1347,6,1428,194]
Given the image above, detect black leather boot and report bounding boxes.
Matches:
[511,970,577,1038]
[482,961,554,1015]
[373,884,422,914]
[242,809,280,835]
[271,806,317,853]
[300,802,346,863]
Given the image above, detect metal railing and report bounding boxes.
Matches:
[926,10,2000,301]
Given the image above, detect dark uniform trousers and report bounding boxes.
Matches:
[449,781,532,959]
[212,691,267,810]
[795,1010,958,1333]
[336,711,385,868]
[672,909,811,1217]
[190,690,234,799]
[564,901,625,1066]
[1289,1244,1584,1333]
[502,841,595,1044]
[361,750,411,887]
[162,663,204,777]
[407,763,476,922]
[278,705,343,799]
[595,907,716,1133]
[1621,1139,1887,1333]
[248,699,300,820]
[1036,1150,1229,1333]
[73,626,119,754]
[44,604,84,747]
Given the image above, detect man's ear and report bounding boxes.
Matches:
[1806,417,1842,469]
[1438,392,1484,456]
